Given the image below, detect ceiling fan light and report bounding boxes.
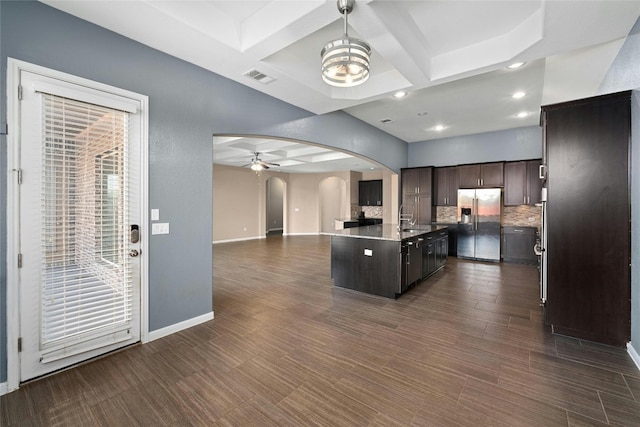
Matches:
[250,162,263,171]
[321,0,371,87]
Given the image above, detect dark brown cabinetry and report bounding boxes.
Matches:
[434,166,459,206]
[358,179,382,206]
[331,227,448,299]
[504,160,542,206]
[458,162,504,188]
[543,91,631,347]
[420,230,448,283]
[401,167,433,224]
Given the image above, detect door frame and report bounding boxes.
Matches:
[6,58,150,392]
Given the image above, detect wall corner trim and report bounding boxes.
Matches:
[147,312,214,342]
[627,342,640,371]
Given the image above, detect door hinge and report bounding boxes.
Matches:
[18,85,23,101]
[18,253,23,268]
[18,337,22,352]
[17,169,23,185]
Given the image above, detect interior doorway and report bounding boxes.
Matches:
[266,177,284,237]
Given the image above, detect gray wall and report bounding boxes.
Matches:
[599,16,640,358]
[0,0,407,383]
[407,126,543,168]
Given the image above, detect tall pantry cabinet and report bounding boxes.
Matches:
[542,91,631,347]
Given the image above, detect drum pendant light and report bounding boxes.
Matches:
[321,0,371,87]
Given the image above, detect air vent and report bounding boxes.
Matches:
[380,118,393,124]
[243,69,276,84]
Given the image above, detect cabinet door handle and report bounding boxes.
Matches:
[539,164,545,179]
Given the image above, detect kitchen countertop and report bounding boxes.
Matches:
[327,224,448,241]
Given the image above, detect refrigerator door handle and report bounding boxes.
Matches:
[473,198,478,231]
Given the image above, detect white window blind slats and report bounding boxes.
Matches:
[33,81,138,114]
[40,93,132,350]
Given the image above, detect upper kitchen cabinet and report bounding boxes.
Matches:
[458,162,504,188]
[402,167,431,196]
[401,167,433,224]
[504,160,542,206]
[434,166,459,206]
[543,91,631,347]
[358,179,383,206]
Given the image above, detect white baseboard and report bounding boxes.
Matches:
[148,311,214,342]
[628,342,640,371]
[284,232,321,236]
[213,236,265,244]
[0,382,8,396]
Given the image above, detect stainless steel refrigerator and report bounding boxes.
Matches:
[457,188,502,261]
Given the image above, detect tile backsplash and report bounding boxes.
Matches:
[353,204,383,219]
[436,204,541,230]
[503,205,541,229]
[435,206,458,223]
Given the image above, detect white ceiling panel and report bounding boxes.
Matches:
[41,0,640,172]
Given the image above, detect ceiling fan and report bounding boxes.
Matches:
[243,152,280,171]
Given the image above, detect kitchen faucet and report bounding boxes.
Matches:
[398,204,416,231]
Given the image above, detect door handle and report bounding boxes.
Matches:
[129,249,140,257]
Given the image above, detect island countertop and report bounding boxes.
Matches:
[327,224,448,241]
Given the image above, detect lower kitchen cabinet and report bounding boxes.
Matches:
[331,227,448,299]
[421,230,448,279]
[502,226,537,264]
[358,218,382,227]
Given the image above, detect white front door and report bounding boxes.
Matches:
[15,68,144,382]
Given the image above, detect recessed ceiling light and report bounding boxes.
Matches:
[394,91,407,98]
[516,112,529,118]
[512,91,526,99]
[507,62,526,69]
[434,125,445,131]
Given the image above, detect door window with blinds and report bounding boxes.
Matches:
[12,64,143,383]
[40,94,132,352]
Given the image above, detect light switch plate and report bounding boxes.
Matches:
[152,223,169,235]
[364,249,373,256]
[151,209,159,221]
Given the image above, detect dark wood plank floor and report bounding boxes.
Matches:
[2,235,639,426]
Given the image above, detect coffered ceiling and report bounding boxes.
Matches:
[41,0,640,172]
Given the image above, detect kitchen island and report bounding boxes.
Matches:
[328,224,448,298]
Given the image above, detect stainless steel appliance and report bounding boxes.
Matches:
[457,188,501,261]
[534,187,548,303]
